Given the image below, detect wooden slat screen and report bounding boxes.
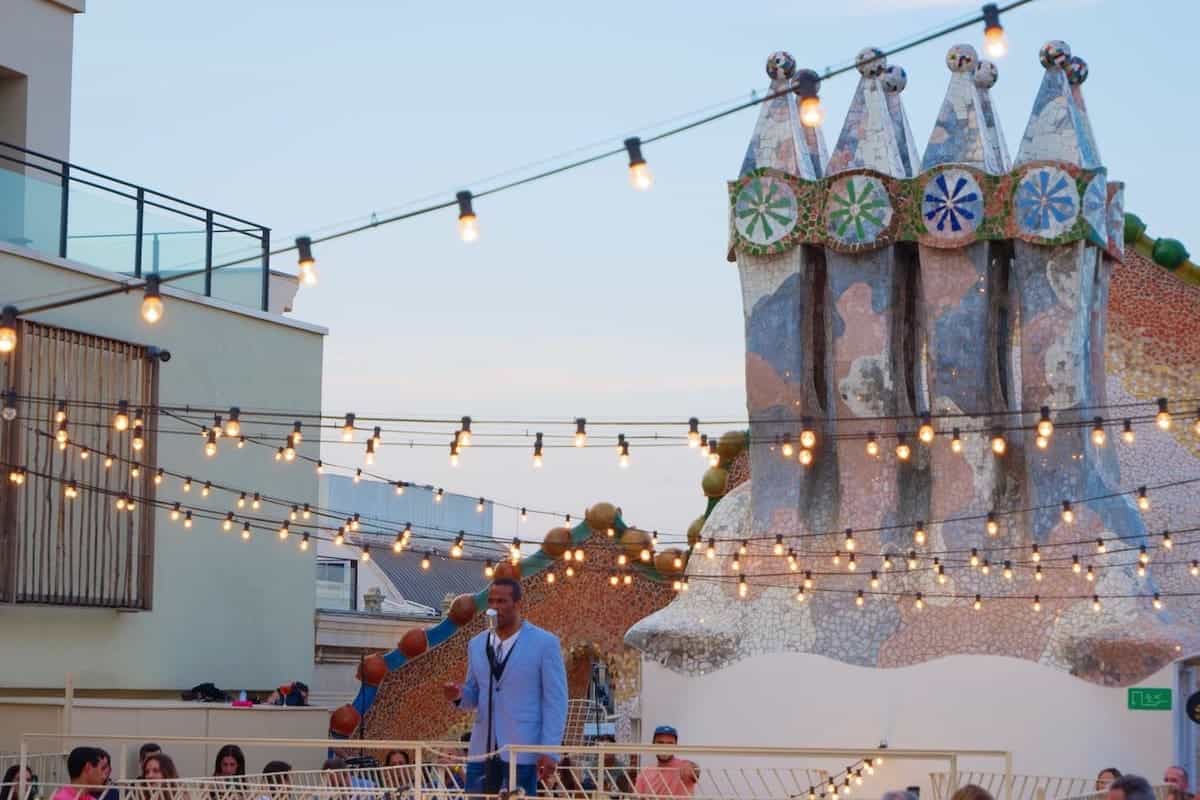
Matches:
[0,319,158,608]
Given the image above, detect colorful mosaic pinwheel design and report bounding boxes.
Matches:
[1082,174,1107,246]
[733,174,799,249]
[922,169,983,235]
[1014,166,1079,238]
[825,175,892,246]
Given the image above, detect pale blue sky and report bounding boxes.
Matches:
[68,0,1197,539]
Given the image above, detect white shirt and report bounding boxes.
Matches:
[489,623,522,663]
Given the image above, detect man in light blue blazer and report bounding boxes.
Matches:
[443,577,568,796]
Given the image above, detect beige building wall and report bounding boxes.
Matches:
[0,0,84,156]
[0,242,325,693]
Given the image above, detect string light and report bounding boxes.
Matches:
[1138,545,1150,565]
[1137,486,1150,511]
[914,521,926,546]
[705,538,716,559]
[855,590,865,608]
[451,532,465,558]
[365,439,376,465]
[1122,419,1135,444]
[421,551,432,570]
[1030,544,1041,563]
[371,425,382,448]
[241,522,251,541]
[342,413,355,442]
[520,507,528,522]
[295,236,317,287]
[484,560,495,577]
[624,137,652,191]
[1003,561,1013,580]
[990,427,1007,456]
[793,68,824,127]
[980,559,990,575]
[798,448,813,466]
[866,431,879,457]
[1034,565,1043,582]
[981,3,1007,58]
[918,414,934,445]
[223,512,234,531]
[449,438,459,467]
[1072,555,1081,574]
[844,529,856,552]
[914,593,924,610]
[697,433,708,457]
[54,401,66,423]
[182,477,192,493]
[707,439,720,466]
[533,432,544,468]
[619,439,630,468]
[1157,398,1172,430]
[435,488,444,503]
[1191,561,1199,577]
[0,306,16,354]
[774,534,785,556]
[738,575,748,598]
[688,418,700,448]
[869,571,880,589]
[279,520,290,540]
[781,434,794,459]
[950,427,962,454]
[290,421,302,444]
[204,430,218,458]
[170,503,181,521]
[299,532,309,551]
[800,418,816,450]
[1032,595,1042,612]
[622,572,633,586]
[202,481,211,497]
[1163,530,1174,550]
[1086,565,1095,582]
[1091,417,1107,447]
[1153,592,1164,610]
[895,434,911,461]
[154,468,164,485]
[334,528,345,546]
[969,548,979,567]
[1037,406,1054,438]
[456,191,479,242]
[141,275,164,324]
[795,586,807,602]
[183,511,193,528]
[1096,538,1106,554]
[1092,595,1102,612]
[395,481,406,495]
[113,400,130,432]
[55,419,69,446]
[224,408,241,438]
[985,511,999,536]
[973,594,982,611]
[1,389,16,422]
[574,418,587,448]
[64,480,78,499]
[316,460,324,474]
[458,416,472,447]
[252,492,261,510]
[354,468,363,483]
[1061,501,1075,525]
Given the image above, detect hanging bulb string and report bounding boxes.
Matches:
[27,416,1200,569]
[9,451,1200,605]
[10,389,1193,431]
[1,0,1042,319]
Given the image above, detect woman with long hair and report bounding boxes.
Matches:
[213,746,246,778]
[138,754,181,800]
[0,765,36,800]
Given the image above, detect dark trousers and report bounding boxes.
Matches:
[465,758,539,796]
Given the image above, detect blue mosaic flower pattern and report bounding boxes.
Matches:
[825,175,892,247]
[921,169,983,236]
[1082,174,1107,246]
[1014,166,1079,238]
[1106,183,1125,258]
[734,174,798,248]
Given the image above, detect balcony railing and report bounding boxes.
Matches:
[0,141,272,312]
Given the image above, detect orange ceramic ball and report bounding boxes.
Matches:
[493,560,522,581]
[448,594,478,626]
[399,628,428,659]
[329,704,361,737]
[541,527,572,559]
[654,548,686,576]
[584,502,618,531]
[717,430,747,461]
[620,528,651,560]
[359,654,388,687]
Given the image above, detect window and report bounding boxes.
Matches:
[0,318,159,608]
[316,558,357,611]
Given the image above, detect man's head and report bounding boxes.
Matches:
[67,747,107,787]
[652,724,679,764]
[322,757,349,787]
[488,578,523,630]
[1109,775,1155,800]
[138,743,162,765]
[1166,767,1190,793]
[263,761,292,787]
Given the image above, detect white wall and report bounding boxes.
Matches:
[641,652,1177,793]
[0,0,82,156]
[0,243,324,692]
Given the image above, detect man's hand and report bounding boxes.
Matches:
[442,681,462,703]
[536,755,557,782]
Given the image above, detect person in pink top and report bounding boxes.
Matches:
[52,748,108,800]
[634,725,700,797]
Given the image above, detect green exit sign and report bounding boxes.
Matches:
[1128,688,1173,710]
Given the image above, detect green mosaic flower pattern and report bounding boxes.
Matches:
[733,174,798,251]
[825,175,892,247]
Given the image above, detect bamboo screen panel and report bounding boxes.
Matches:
[0,319,159,608]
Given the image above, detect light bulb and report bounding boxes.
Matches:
[624,137,652,191]
[184,511,193,528]
[296,236,318,287]
[688,418,701,448]
[895,436,911,461]
[1122,419,1135,443]
[242,523,251,541]
[342,412,355,441]
[794,68,824,128]
[856,591,865,608]
[738,575,748,598]
[0,306,17,353]
[1032,595,1042,612]
[983,26,1007,58]
[623,573,632,586]
[918,414,934,444]
[205,430,217,458]
[300,533,309,551]
[225,408,241,438]
[950,427,962,454]
[1091,417,1106,447]
[1092,595,1101,612]
[365,439,375,465]
[279,522,289,540]
[252,493,261,510]
[1157,398,1172,430]
[844,529,856,552]
[866,432,879,457]
[1164,531,1174,549]
[1137,487,1150,511]
[141,275,164,324]
[1191,561,1199,577]
[914,522,926,546]
[1035,435,1049,450]
[456,191,479,242]
[1031,544,1041,563]
[706,539,716,559]
[990,428,1006,455]
[798,448,813,466]
[781,435,794,458]
[1037,407,1053,438]
[986,512,999,536]
[1061,501,1074,524]
[914,593,924,610]
[619,441,630,467]
[113,401,130,432]
[574,417,586,447]
[800,418,816,450]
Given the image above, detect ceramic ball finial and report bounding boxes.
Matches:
[766,51,797,81]
[1066,55,1089,86]
[881,64,908,93]
[855,47,887,78]
[946,44,978,74]
[974,60,999,89]
[1039,40,1072,69]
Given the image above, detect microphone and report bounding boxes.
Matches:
[486,608,498,633]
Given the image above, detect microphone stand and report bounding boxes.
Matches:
[485,612,499,794]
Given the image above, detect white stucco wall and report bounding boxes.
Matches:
[0,0,82,156]
[641,652,1179,793]
[0,243,324,692]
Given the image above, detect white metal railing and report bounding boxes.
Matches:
[16,733,1011,800]
[0,751,69,787]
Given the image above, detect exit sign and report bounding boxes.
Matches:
[1128,688,1172,710]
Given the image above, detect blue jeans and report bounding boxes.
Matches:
[465,759,538,796]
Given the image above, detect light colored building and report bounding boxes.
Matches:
[0,0,324,724]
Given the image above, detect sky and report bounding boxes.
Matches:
[66,0,1200,544]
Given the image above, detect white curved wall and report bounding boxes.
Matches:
[640,652,1181,795]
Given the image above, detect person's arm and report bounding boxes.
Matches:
[458,643,480,711]
[538,634,569,758]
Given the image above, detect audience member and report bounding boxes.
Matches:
[381,751,412,792]
[633,725,699,798]
[212,745,246,778]
[1097,769,1123,792]
[90,749,118,800]
[252,762,292,800]
[950,786,993,800]
[1166,767,1192,799]
[1109,775,1155,800]
[137,746,162,772]
[1,766,37,800]
[54,748,108,800]
[140,756,178,782]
